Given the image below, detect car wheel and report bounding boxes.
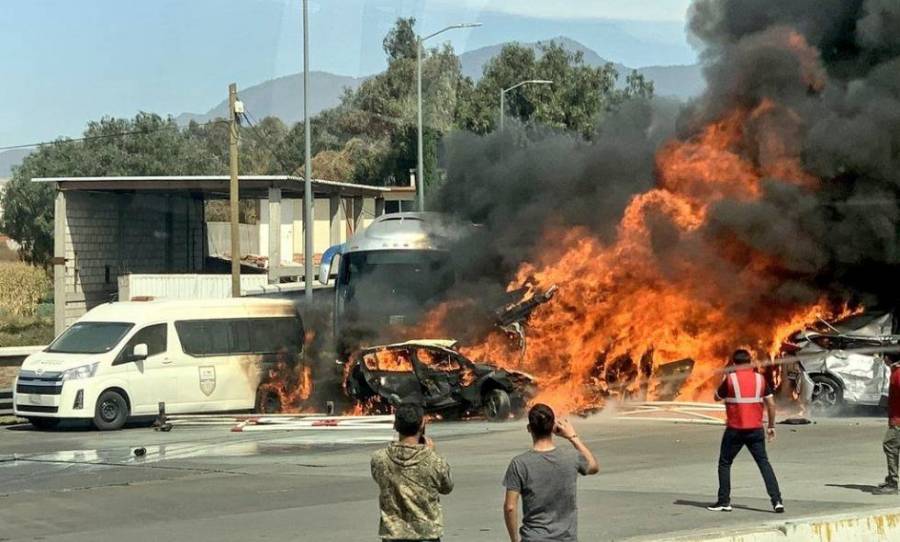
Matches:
[93,390,129,431]
[483,389,512,422]
[255,389,282,414]
[28,417,60,430]
[809,374,844,416]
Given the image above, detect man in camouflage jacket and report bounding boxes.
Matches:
[371,403,454,541]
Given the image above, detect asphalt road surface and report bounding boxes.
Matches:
[1,413,897,541]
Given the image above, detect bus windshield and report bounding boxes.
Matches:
[337,249,454,328]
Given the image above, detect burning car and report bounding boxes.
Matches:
[782,312,900,414]
[343,340,536,421]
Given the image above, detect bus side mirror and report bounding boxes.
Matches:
[132,344,149,361]
[319,244,343,285]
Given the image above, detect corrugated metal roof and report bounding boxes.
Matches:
[31,175,395,197]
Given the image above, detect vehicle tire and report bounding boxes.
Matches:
[28,417,60,430]
[255,389,282,414]
[809,374,844,416]
[93,390,129,431]
[483,389,512,422]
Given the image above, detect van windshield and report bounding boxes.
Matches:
[47,322,134,354]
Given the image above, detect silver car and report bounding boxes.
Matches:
[783,312,899,415]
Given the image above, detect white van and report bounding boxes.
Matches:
[13,298,303,430]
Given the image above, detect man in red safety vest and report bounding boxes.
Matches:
[873,354,900,495]
[707,349,783,513]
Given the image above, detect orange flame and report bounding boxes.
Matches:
[259,361,314,413]
[422,52,855,414]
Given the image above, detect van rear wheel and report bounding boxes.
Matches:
[93,390,129,431]
[255,389,282,414]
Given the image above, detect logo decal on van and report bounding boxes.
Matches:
[199,366,216,396]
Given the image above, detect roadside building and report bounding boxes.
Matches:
[34,175,414,334]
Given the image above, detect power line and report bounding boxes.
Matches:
[241,109,298,176]
[0,119,230,152]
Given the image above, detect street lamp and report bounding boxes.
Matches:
[416,22,481,211]
[500,80,553,131]
[301,0,314,302]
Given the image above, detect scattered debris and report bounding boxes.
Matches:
[779,417,814,425]
[494,285,557,354]
[160,413,395,433]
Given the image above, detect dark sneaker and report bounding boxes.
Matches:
[707,502,733,512]
[873,485,899,495]
[878,481,896,489]
[773,502,785,513]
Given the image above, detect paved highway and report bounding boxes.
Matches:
[1,413,896,541]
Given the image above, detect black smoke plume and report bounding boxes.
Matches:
[436,0,900,312]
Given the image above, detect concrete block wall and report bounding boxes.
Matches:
[257,197,376,264]
[62,192,204,326]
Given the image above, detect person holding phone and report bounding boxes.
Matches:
[371,403,453,542]
[502,403,599,542]
[707,349,784,513]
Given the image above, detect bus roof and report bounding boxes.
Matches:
[344,212,467,253]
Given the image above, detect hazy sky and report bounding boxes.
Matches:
[0,0,696,147]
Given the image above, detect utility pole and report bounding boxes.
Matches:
[228,83,241,298]
[415,35,424,211]
[302,0,313,303]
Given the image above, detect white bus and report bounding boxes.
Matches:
[14,298,303,430]
[318,212,462,356]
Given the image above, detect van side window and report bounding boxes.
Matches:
[249,318,301,354]
[114,323,167,364]
[175,318,301,356]
[176,320,232,356]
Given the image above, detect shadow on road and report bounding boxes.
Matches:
[825,483,882,495]
[673,499,773,513]
[4,419,153,432]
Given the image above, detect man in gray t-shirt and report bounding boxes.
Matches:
[503,404,599,542]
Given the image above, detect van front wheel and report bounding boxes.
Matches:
[93,390,129,430]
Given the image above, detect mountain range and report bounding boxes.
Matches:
[1,37,704,176]
[178,36,703,128]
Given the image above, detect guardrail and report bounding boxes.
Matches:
[0,346,42,417]
[0,388,12,416]
[0,346,43,367]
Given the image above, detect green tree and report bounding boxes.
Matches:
[383,17,417,61]
[458,41,654,137]
[1,113,225,264]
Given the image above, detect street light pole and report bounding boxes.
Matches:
[416,35,424,211]
[302,0,313,303]
[416,22,481,211]
[499,79,554,131]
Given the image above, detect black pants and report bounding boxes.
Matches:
[717,428,782,504]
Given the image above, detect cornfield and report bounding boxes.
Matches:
[0,263,51,317]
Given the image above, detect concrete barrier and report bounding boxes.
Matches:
[630,507,900,542]
[0,345,43,366]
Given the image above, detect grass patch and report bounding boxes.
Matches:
[0,311,54,347]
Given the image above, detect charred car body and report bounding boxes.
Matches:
[343,340,536,420]
[783,312,900,414]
